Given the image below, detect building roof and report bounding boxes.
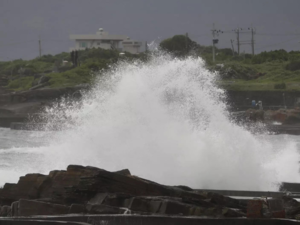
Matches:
[70,34,127,41]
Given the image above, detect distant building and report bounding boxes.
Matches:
[69,28,142,54]
[122,38,142,54]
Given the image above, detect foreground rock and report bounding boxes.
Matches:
[0,165,299,220]
[0,165,247,218]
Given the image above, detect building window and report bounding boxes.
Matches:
[97,42,101,45]
[81,42,87,48]
[101,40,111,44]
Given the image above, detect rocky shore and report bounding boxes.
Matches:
[0,86,86,128]
[0,164,300,222]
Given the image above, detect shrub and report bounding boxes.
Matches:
[274,82,286,89]
[286,61,300,71]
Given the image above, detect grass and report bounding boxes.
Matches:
[2,45,300,92]
[6,76,35,91]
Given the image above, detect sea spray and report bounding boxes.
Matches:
[0,53,299,190]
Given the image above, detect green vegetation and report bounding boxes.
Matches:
[1,34,300,92]
[159,35,198,56]
[6,76,35,91]
[0,48,138,91]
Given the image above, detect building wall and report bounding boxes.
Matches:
[70,40,120,51]
[123,44,141,54]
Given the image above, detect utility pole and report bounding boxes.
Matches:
[145,41,148,53]
[185,32,189,53]
[232,26,255,56]
[212,24,216,62]
[236,28,240,55]
[251,26,255,55]
[39,35,42,57]
[230,39,235,56]
[211,24,222,62]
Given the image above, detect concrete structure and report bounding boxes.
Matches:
[70,28,142,54]
[122,38,142,54]
[196,189,286,198]
[2,215,300,225]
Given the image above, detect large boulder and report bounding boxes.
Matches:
[0,165,246,218]
[0,174,48,205]
[11,199,69,217]
[0,165,101,205]
[0,205,11,217]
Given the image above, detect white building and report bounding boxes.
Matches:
[70,28,142,54]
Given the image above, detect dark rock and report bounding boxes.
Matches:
[206,192,246,210]
[40,165,101,203]
[101,193,133,208]
[0,173,48,205]
[0,205,11,217]
[158,200,191,215]
[0,165,247,218]
[222,207,246,218]
[88,193,109,205]
[12,199,69,217]
[114,169,131,176]
[129,197,162,213]
[173,185,194,192]
[86,204,126,214]
[182,197,215,208]
[0,165,101,205]
[69,204,86,214]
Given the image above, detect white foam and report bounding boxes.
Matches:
[0,54,299,190]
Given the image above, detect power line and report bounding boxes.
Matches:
[255,37,300,50]
[256,32,300,36]
[0,40,35,48]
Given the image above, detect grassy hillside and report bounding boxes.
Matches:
[202,49,300,91]
[0,49,140,91]
[1,36,300,92]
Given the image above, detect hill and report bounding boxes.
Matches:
[1,35,300,92]
[0,49,140,91]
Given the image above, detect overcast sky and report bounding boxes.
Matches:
[1,0,300,60]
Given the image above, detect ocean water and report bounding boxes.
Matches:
[0,54,299,190]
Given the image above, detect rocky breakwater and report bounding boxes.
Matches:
[0,165,249,218]
[1,165,300,222]
[233,108,300,135]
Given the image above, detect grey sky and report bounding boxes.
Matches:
[1,0,300,60]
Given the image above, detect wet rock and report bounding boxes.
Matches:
[86,204,126,214]
[0,205,11,217]
[114,169,131,176]
[182,196,215,208]
[158,200,192,215]
[101,193,133,208]
[40,165,102,203]
[69,204,86,214]
[0,173,48,205]
[0,165,248,218]
[173,185,194,192]
[88,193,109,205]
[207,192,246,210]
[0,165,101,205]
[12,199,69,217]
[128,197,162,213]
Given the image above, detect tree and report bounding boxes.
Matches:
[159,35,199,56]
